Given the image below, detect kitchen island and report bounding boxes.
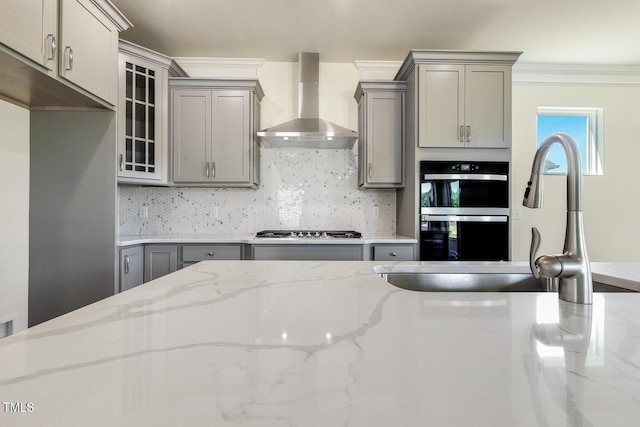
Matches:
[1,261,640,426]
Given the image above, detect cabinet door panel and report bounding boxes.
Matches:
[144,245,178,282]
[465,65,510,148]
[212,91,250,183]
[59,0,118,104]
[120,246,143,292]
[172,90,211,182]
[367,92,403,184]
[118,56,163,180]
[0,0,57,70]
[419,65,464,148]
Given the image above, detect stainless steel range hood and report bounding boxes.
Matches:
[258,52,358,149]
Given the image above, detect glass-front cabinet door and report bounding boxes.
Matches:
[119,57,162,181]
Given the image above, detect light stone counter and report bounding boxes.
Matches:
[117,234,417,246]
[1,261,639,426]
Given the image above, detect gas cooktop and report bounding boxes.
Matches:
[256,230,362,239]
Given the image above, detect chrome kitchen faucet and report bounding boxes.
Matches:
[523,132,592,304]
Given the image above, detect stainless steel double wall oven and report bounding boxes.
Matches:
[419,161,510,261]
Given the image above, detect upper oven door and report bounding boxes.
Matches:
[420,161,509,215]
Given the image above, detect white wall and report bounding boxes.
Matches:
[511,83,640,261]
[0,100,29,334]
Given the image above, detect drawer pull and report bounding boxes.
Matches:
[390,252,397,257]
[46,34,56,61]
[64,46,73,71]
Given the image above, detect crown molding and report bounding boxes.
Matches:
[353,60,402,81]
[512,63,640,86]
[174,57,266,78]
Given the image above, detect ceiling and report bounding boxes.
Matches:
[111,0,640,65]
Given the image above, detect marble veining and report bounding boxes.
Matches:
[2,261,640,426]
[119,147,396,236]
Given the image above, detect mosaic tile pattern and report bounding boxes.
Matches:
[119,147,396,236]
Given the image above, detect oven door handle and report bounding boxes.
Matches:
[422,215,508,223]
[422,173,508,181]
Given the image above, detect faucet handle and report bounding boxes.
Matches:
[530,227,541,279]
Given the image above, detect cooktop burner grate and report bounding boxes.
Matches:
[256,230,362,239]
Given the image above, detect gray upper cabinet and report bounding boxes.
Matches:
[117,41,187,184]
[58,0,121,105]
[170,78,263,188]
[394,50,521,149]
[0,0,57,70]
[418,64,512,148]
[355,81,405,188]
[0,0,131,109]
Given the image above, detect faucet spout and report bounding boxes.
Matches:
[522,132,592,304]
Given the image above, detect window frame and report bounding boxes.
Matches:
[536,106,604,176]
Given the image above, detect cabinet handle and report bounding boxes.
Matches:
[466,125,471,143]
[211,162,215,178]
[459,125,464,143]
[124,255,130,274]
[205,162,210,177]
[368,163,373,179]
[390,252,397,257]
[64,46,73,71]
[119,154,124,171]
[208,252,214,257]
[46,34,56,61]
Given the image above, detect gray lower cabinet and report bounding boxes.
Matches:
[144,244,178,282]
[370,244,415,261]
[119,246,144,292]
[252,245,363,261]
[181,244,243,267]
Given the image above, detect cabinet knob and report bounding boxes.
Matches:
[390,252,397,257]
[208,252,214,257]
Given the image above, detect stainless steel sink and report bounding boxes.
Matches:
[379,272,634,293]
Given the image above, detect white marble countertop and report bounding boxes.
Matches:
[117,233,417,246]
[1,261,639,426]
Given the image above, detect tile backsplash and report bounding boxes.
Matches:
[118,147,397,236]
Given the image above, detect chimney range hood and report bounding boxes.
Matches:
[258,52,358,149]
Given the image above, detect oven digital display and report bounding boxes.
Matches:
[460,163,471,172]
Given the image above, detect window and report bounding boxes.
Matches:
[536,107,604,175]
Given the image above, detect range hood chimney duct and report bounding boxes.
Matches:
[257,52,358,148]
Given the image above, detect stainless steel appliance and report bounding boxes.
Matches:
[256,230,362,239]
[419,161,509,261]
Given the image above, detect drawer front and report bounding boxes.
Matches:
[253,245,363,261]
[373,245,415,261]
[182,245,242,262]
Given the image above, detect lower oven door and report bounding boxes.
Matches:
[420,215,509,261]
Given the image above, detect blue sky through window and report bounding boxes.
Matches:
[537,115,588,174]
